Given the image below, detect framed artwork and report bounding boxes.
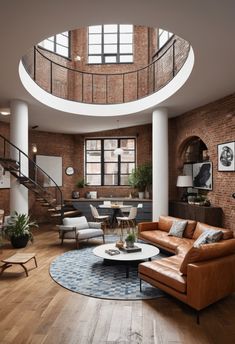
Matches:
[0,164,10,188]
[193,162,213,190]
[36,155,62,187]
[218,141,235,171]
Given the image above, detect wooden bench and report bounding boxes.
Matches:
[0,253,37,277]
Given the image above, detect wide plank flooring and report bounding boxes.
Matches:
[1,224,235,344]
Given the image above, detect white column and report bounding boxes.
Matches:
[10,100,29,215]
[152,108,168,221]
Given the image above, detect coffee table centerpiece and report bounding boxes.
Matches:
[93,242,159,278]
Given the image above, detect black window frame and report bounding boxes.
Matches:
[85,138,136,186]
[88,24,134,64]
[38,31,71,59]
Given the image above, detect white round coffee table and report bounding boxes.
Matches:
[93,242,159,278]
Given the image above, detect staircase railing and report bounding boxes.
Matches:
[0,134,63,217]
[22,36,190,105]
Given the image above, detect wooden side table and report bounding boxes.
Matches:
[0,253,37,277]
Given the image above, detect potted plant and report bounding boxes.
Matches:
[72,178,89,198]
[128,163,152,198]
[4,212,38,248]
[125,232,136,248]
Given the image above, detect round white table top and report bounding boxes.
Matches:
[93,242,159,262]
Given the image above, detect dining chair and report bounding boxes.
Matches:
[89,204,110,231]
[116,207,138,236]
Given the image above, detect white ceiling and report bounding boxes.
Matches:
[0,0,235,134]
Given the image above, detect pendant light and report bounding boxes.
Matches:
[114,120,124,156]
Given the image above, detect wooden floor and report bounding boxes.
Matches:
[1,224,235,344]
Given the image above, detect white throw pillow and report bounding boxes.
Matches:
[168,220,188,238]
[193,229,223,248]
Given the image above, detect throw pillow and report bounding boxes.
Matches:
[168,220,188,238]
[206,229,223,243]
[193,229,223,248]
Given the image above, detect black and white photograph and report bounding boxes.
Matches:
[218,141,235,171]
[193,162,213,190]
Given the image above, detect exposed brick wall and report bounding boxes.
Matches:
[0,123,152,222]
[75,124,152,198]
[25,28,189,104]
[169,93,235,231]
[1,92,235,230]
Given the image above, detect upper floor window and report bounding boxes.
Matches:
[88,25,133,64]
[85,138,136,186]
[158,29,173,49]
[38,32,70,58]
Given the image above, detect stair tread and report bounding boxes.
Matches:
[50,210,81,217]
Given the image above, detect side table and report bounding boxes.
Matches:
[0,253,37,277]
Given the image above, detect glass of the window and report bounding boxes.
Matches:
[86,175,101,185]
[104,174,118,185]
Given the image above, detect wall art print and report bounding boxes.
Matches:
[218,141,235,172]
[193,162,213,190]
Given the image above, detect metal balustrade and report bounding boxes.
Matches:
[22,36,190,105]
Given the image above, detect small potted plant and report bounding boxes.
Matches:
[125,232,136,248]
[4,212,38,248]
[72,178,89,198]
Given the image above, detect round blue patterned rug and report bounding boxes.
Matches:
[50,236,166,300]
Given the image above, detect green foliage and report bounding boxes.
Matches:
[125,232,136,243]
[128,163,152,192]
[76,178,89,188]
[4,212,38,242]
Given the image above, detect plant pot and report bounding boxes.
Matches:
[138,192,144,199]
[72,191,80,199]
[125,240,135,248]
[11,235,29,248]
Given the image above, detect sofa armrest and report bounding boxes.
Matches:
[138,222,158,235]
[187,254,235,310]
[88,222,102,229]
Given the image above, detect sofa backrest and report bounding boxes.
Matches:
[180,239,235,275]
[158,215,197,239]
[192,222,234,240]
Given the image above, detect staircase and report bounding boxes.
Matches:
[0,134,80,222]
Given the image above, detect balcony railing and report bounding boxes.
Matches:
[22,36,190,105]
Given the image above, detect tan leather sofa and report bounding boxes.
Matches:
[138,216,235,316]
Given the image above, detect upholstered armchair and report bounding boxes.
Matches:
[57,216,105,248]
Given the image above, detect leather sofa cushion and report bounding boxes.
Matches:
[139,256,186,293]
[158,216,196,238]
[180,238,235,275]
[192,222,234,240]
[139,230,194,253]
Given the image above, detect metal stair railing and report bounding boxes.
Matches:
[0,134,64,219]
[22,36,190,105]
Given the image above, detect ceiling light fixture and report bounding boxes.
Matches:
[0,110,10,116]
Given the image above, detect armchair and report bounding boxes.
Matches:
[58,216,105,248]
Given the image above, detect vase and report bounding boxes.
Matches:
[11,235,29,248]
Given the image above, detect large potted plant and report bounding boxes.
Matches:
[4,212,38,248]
[128,163,152,198]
